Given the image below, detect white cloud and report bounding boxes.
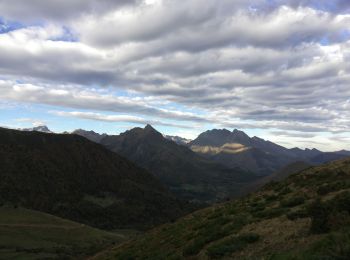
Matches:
[49,110,194,128]
[0,0,349,150]
[14,118,47,127]
[0,0,138,22]
[0,80,207,123]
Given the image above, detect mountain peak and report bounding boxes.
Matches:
[164,135,192,145]
[130,124,163,141]
[210,128,231,134]
[232,128,250,137]
[144,124,156,131]
[22,125,52,133]
[33,125,51,132]
[190,128,251,147]
[143,124,162,135]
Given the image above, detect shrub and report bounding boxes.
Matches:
[183,218,232,256]
[317,181,348,195]
[333,191,350,213]
[249,203,265,213]
[264,194,278,202]
[306,229,350,259]
[206,233,260,258]
[308,192,350,234]
[286,208,308,220]
[308,199,332,233]
[253,207,287,219]
[278,187,292,196]
[280,196,305,208]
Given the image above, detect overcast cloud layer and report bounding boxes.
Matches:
[0,0,349,150]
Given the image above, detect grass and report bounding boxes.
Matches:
[206,233,260,258]
[95,158,350,259]
[0,206,128,259]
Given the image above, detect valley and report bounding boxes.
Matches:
[1,125,349,259]
[1,1,349,258]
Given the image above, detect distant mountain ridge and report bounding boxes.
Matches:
[189,128,349,175]
[21,125,52,133]
[164,135,192,145]
[72,129,107,143]
[72,126,349,199]
[76,125,258,202]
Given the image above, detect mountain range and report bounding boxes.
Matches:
[21,125,52,133]
[96,125,257,202]
[71,125,350,202]
[3,124,350,259]
[17,124,350,202]
[0,127,186,230]
[189,128,349,175]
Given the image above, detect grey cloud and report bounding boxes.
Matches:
[220,120,329,133]
[0,1,349,142]
[0,81,209,124]
[270,131,316,138]
[0,0,139,22]
[77,4,350,52]
[50,111,193,129]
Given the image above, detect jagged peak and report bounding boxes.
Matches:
[139,124,163,139]
[202,128,229,133]
[290,147,303,151]
[305,148,320,152]
[22,125,52,133]
[34,125,50,130]
[144,124,156,131]
[232,128,250,138]
[73,129,97,133]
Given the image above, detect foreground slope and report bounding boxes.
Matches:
[0,206,124,259]
[98,157,350,259]
[0,127,185,230]
[99,125,257,202]
[239,161,311,196]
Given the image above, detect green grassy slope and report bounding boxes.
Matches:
[96,157,350,259]
[0,206,126,260]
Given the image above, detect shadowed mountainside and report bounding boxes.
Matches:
[98,125,258,202]
[0,127,186,230]
[189,128,349,176]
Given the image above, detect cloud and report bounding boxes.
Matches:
[270,130,316,138]
[49,110,194,129]
[0,0,349,150]
[0,0,139,22]
[75,3,350,50]
[0,80,208,124]
[14,118,47,127]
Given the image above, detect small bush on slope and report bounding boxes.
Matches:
[206,233,260,258]
[308,191,350,234]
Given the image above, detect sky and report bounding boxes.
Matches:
[0,0,350,151]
